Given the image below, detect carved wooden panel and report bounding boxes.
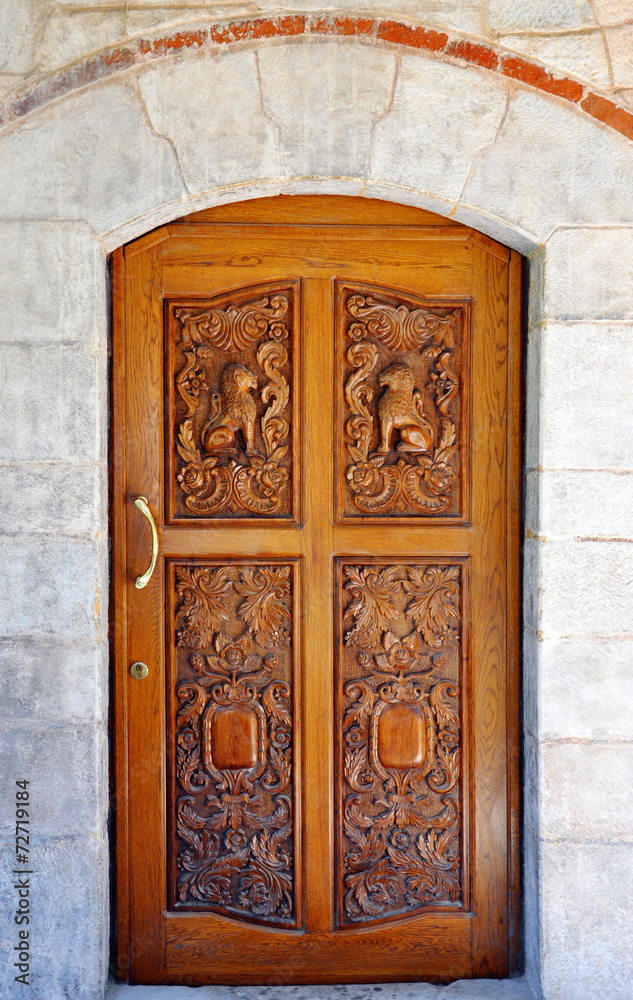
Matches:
[336,560,464,926]
[336,283,467,521]
[168,560,299,927]
[167,283,299,522]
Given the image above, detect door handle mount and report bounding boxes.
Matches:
[134,496,158,589]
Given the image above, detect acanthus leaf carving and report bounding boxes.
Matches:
[235,566,292,649]
[402,566,460,649]
[175,566,232,650]
[172,562,296,926]
[343,565,400,649]
[340,287,463,518]
[339,561,463,925]
[346,294,459,353]
[175,295,289,354]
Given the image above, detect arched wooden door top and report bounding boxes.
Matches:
[112,194,522,985]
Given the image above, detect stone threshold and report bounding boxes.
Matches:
[106,978,537,1000]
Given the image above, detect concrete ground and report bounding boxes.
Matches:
[106,978,536,1000]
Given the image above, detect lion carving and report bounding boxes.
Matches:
[201,364,258,455]
[376,363,434,454]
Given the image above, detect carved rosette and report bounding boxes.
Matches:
[337,561,463,925]
[337,284,464,518]
[170,285,296,520]
[171,561,297,927]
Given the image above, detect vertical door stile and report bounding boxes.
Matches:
[302,276,336,933]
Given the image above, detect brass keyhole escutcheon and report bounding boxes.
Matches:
[130,661,149,680]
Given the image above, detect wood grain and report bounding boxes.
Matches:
[112,195,522,985]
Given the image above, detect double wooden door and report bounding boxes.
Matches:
[112,196,521,985]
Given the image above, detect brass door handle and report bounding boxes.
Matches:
[134,496,158,589]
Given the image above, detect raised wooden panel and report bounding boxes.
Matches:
[166,282,299,522]
[336,559,465,927]
[168,559,300,928]
[336,283,468,522]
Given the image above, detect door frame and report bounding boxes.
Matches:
[109,194,523,983]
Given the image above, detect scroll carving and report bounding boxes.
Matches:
[172,562,297,926]
[171,287,296,519]
[339,286,464,518]
[338,561,462,925]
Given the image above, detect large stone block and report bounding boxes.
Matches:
[0,462,101,535]
[488,0,595,31]
[539,637,633,740]
[370,56,508,203]
[499,29,610,87]
[0,537,101,639]
[462,92,633,240]
[0,0,43,73]
[37,10,126,71]
[138,50,280,194]
[258,41,395,178]
[0,83,185,236]
[0,637,105,723]
[607,24,633,87]
[539,324,633,469]
[592,0,632,27]
[0,834,108,1000]
[0,222,105,345]
[127,5,255,36]
[540,841,633,1000]
[522,538,540,632]
[522,627,539,740]
[526,469,633,538]
[255,0,484,34]
[543,227,633,320]
[541,741,633,841]
[538,539,633,636]
[0,345,99,462]
[0,724,107,838]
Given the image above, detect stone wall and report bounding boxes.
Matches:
[0,4,633,1000]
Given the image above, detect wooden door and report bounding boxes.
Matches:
[112,196,522,986]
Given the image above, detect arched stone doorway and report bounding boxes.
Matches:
[1,28,633,1000]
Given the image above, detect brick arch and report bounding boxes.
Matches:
[2,15,632,142]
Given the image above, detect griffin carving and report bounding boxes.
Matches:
[201,364,258,456]
[377,364,434,455]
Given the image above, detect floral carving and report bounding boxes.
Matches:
[171,288,295,519]
[175,566,232,649]
[172,562,296,926]
[338,562,462,924]
[340,286,464,518]
[235,566,291,649]
[403,566,460,649]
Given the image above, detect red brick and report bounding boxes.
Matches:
[501,55,583,102]
[377,20,448,52]
[447,39,499,71]
[211,16,305,44]
[310,16,374,37]
[581,92,633,141]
